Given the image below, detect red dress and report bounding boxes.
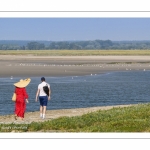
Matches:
[15,87,28,118]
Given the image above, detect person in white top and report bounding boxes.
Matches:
[35,77,51,119]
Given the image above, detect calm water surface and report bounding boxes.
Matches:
[0,70,150,115]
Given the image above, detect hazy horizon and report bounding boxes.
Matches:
[1,18,150,41]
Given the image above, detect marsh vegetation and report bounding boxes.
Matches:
[1,50,150,56]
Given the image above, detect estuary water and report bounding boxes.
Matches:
[0,70,150,115]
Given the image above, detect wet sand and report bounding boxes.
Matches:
[0,55,150,125]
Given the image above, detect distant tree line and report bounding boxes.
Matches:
[1,40,150,50]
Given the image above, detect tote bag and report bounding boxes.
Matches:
[12,93,16,102]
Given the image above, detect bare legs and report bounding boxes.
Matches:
[40,105,47,119]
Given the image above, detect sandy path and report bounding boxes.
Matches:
[0,104,135,124]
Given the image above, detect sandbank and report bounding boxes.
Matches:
[0,55,150,78]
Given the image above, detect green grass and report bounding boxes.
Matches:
[1,50,150,56]
[1,103,150,132]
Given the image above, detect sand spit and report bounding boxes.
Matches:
[0,56,148,124]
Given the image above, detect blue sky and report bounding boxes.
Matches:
[0,18,150,41]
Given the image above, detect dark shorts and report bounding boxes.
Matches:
[39,96,48,106]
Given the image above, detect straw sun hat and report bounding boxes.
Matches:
[14,78,31,88]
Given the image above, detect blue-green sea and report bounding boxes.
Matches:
[0,70,150,115]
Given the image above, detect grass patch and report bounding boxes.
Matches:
[107,61,150,64]
[1,50,150,56]
[1,103,150,132]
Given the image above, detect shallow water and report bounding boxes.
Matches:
[0,70,150,115]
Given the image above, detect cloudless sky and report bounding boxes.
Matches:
[0,18,150,41]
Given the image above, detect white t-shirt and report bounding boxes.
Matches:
[38,81,50,96]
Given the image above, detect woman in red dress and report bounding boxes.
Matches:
[13,78,31,120]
